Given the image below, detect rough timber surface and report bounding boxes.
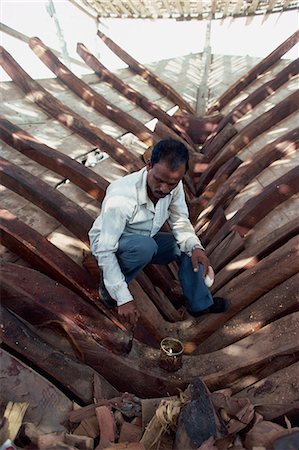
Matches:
[0,31,298,430]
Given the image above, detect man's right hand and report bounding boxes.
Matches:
[117,301,140,329]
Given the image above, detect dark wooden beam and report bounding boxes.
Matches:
[29,37,159,147]
[207,30,299,114]
[0,117,109,202]
[0,157,93,246]
[0,46,142,172]
[97,29,195,115]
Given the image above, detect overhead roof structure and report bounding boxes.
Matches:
[69,0,299,20]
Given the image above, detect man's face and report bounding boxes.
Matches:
[146,160,186,201]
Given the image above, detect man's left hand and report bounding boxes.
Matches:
[191,247,210,277]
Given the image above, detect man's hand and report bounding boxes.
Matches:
[191,247,210,277]
[117,301,140,329]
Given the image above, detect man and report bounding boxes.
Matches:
[89,139,228,327]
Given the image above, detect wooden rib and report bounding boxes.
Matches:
[0,46,142,172]
[0,209,127,332]
[2,261,298,398]
[186,235,299,345]
[234,361,299,420]
[1,306,112,405]
[197,90,299,193]
[200,273,299,354]
[97,29,195,115]
[202,123,238,161]
[215,58,299,133]
[0,157,93,246]
[29,37,158,147]
[207,29,299,113]
[0,264,131,354]
[194,155,242,216]
[206,166,299,255]
[212,217,299,293]
[76,43,197,151]
[196,127,299,228]
[0,116,109,202]
[207,228,245,272]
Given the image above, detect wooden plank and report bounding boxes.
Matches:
[0,117,109,201]
[208,228,245,272]
[235,361,299,420]
[0,349,72,432]
[0,157,94,246]
[0,46,143,172]
[97,29,195,114]
[207,29,299,113]
[29,37,159,146]
[199,273,299,353]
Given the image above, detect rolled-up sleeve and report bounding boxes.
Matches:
[89,191,134,305]
[168,182,204,254]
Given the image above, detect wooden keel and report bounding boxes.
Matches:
[0,46,142,172]
[29,37,159,146]
[97,29,195,115]
[0,116,109,201]
[207,29,299,114]
[0,157,93,246]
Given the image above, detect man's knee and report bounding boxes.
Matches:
[118,234,158,265]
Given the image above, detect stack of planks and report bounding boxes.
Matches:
[0,26,298,438]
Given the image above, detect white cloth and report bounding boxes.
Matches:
[89,167,203,305]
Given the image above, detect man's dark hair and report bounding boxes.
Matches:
[150,139,189,172]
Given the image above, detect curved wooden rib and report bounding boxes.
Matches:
[199,273,299,354]
[216,58,299,133]
[195,127,299,229]
[0,306,118,405]
[29,37,158,146]
[201,123,238,161]
[77,43,197,151]
[0,209,128,332]
[0,265,131,354]
[211,217,299,293]
[188,235,299,345]
[0,46,142,172]
[207,29,299,114]
[206,166,299,255]
[0,157,93,246]
[1,263,298,398]
[0,117,109,202]
[97,29,195,115]
[197,90,299,193]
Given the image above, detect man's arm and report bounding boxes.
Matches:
[89,191,139,326]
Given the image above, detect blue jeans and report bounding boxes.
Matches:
[116,232,213,313]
